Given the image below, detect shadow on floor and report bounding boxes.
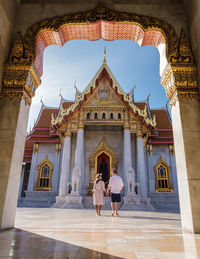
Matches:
[0,228,122,259]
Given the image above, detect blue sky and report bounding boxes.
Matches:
[28,39,168,130]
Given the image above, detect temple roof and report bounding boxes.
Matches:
[148,109,173,145]
[23,60,173,163]
[51,61,156,128]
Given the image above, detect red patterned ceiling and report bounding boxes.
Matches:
[35,21,166,76]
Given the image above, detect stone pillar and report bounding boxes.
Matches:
[0,98,30,229]
[74,128,84,172]
[123,128,133,174]
[59,132,71,196]
[66,110,84,207]
[171,98,200,233]
[74,110,84,174]
[136,129,148,198]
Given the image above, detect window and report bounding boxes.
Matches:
[87,112,90,119]
[154,157,173,192]
[94,112,98,119]
[102,112,106,119]
[101,91,107,99]
[110,113,113,120]
[34,156,54,191]
[118,113,121,120]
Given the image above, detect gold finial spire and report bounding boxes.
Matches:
[103,46,106,64]
[147,89,151,100]
[74,80,77,90]
[40,96,43,105]
[59,88,62,98]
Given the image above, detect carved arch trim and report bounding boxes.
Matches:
[34,155,54,191]
[153,156,173,192]
[89,138,118,184]
[1,5,198,106]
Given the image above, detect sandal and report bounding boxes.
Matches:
[111,211,115,216]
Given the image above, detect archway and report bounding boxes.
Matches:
[89,138,118,193]
[97,152,110,184]
[0,6,200,233]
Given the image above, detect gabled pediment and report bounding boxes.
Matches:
[51,61,156,129]
[83,76,125,107]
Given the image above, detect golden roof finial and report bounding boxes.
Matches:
[40,96,43,105]
[59,88,62,98]
[74,80,77,90]
[147,89,151,100]
[103,46,106,64]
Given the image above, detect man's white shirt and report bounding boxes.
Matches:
[108,175,124,194]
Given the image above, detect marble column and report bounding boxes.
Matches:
[124,128,133,174]
[74,110,84,173]
[171,98,200,233]
[74,128,84,172]
[0,98,30,230]
[137,130,148,198]
[59,132,71,196]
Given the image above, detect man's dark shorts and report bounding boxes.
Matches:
[111,193,121,202]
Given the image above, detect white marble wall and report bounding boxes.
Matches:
[27,143,61,193]
[146,144,179,209]
[146,145,178,193]
[23,132,179,210]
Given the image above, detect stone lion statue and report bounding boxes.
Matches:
[126,167,136,194]
[71,167,81,194]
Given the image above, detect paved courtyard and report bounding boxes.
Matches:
[0,208,200,258]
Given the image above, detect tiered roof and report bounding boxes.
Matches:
[23,60,173,163]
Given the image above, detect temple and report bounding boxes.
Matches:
[18,58,179,210]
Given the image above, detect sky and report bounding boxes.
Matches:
[28,39,168,130]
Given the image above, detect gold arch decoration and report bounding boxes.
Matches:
[89,138,118,193]
[1,5,198,106]
[34,156,54,191]
[153,157,173,192]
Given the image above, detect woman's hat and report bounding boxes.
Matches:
[96,173,102,180]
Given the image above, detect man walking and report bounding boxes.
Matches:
[107,170,124,216]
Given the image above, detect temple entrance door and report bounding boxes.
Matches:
[97,152,110,186]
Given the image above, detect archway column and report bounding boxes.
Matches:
[0,98,30,229]
[0,33,41,229]
[171,97,200,233]
[162,57,200,232]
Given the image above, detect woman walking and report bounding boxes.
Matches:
[92,173,106,216]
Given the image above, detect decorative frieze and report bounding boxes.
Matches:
[1,32,41,105]
[146,144,152,156]
[33,143,39,153]
[169,144,175,156]
[161,30,199,107]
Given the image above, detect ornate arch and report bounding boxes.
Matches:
[34,156,54,191]
[89,138,118,187]
[1,5,198,106]
[153,157,173,192]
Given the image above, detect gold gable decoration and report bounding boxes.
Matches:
[51,63,157,128]
[84,78,125,107]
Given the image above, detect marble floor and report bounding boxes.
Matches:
[0,208,200,258]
